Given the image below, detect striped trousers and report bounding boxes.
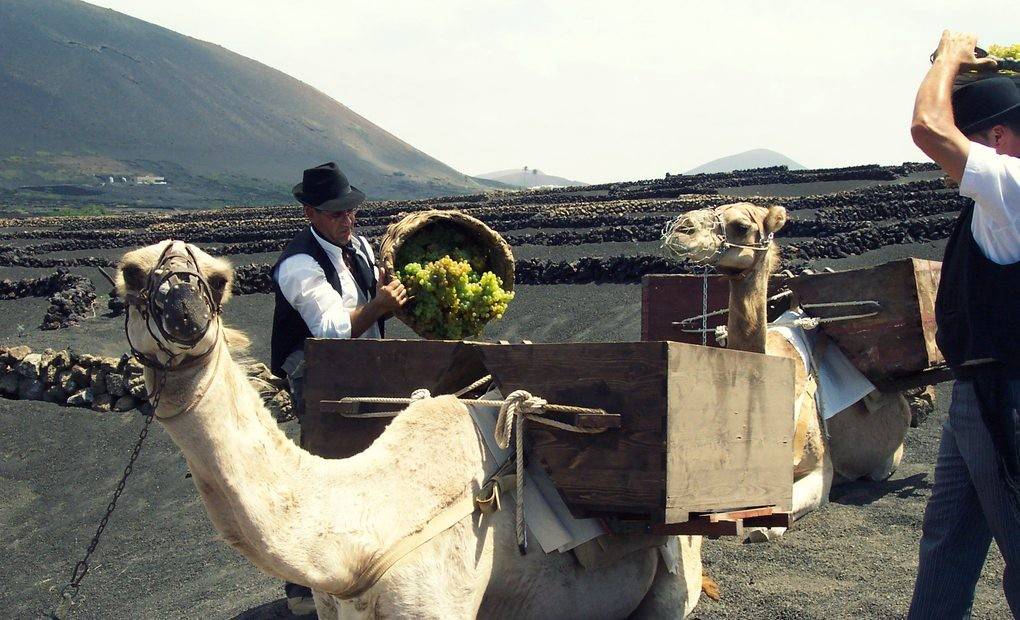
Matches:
[908,380,1020,618]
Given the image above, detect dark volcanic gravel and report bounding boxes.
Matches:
[1,170,1012,619]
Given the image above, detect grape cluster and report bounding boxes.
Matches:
[989,44,1020,60]
[395,226,514,339]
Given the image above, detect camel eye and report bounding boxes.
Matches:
[729,221,752,235]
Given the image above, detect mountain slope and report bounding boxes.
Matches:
[476,168,585,188]
[685,149,805,175]
[0,0,483,200]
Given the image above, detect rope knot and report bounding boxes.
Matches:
[410,388,432,401]
[495,390,546,450]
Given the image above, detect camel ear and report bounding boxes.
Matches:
[118,262,146,296]
[207,271,232,308]
[763,206,787,235]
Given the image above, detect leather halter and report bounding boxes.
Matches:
[704,207,774,282]
[123,242,223,415]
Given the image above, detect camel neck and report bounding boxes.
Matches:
[725,250,773,354]
[154,338,485,594]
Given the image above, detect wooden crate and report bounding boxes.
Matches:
[303,339,794,524]
[785,258,945,387]
[641,274,791,345]
[302,339,489,459]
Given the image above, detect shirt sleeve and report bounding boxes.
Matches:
[960,141,1020,265]
[274,254,353,339]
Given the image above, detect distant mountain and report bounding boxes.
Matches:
[685,149,805,175]
[0,0,486,204]
[476,167,586,189]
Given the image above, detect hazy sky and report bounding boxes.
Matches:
[84,0,1016,183]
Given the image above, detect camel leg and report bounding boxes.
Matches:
[745,454,833,543]
[867,442,905,482]
[630,536,704,619]
[312,590,340,620]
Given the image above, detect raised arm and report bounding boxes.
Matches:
[911,31,997,183]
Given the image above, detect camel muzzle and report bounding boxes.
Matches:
[147,245,216,347]
[125,242,221,372]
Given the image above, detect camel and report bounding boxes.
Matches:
[663,203,911,538]
[117,240,706,619]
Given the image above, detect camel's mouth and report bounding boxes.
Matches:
[134,242,219,349]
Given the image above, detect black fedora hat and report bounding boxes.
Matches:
[292,162,366,212]
[952,77,1020,135]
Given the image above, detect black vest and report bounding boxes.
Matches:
[935,201,1020,372]
[270,226,383,376]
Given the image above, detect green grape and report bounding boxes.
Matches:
[394,225,514,339]
[989,44,1020,60]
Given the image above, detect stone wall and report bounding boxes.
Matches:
[0,345,293,420]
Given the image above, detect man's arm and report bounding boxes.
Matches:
[276,256,406,338]
[911,31,997,183]
[349,277,406,336]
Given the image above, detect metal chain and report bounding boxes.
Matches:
[48,371,167,620]
[701,266,709,346]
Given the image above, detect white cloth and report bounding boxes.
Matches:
[769,309,876,420]
[466,388,607,554]
[961,141,1020,265]
[273,227,381,340]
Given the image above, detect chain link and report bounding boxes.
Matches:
[701,266,709,346]
[48,371,166,620]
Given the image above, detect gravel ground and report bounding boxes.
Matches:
[0,213,1013,619]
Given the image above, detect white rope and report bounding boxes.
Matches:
[494,390,547,554]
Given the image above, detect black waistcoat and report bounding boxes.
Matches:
[935,201,1020,371]
[270,226,383,376]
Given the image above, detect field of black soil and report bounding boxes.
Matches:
[2,163,1010,619]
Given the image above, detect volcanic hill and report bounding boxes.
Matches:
[0,0,486,204]
[686,148,805,175]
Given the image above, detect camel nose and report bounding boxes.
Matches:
[162,279,212,344]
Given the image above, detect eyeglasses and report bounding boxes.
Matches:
[316,209,357,220]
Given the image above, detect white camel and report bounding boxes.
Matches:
[663,203,911,539]
[117,240,706,618]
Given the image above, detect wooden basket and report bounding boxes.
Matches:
[378,210,515,339]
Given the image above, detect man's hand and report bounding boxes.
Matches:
[374,278,408,313]
[932,30,998,73]
[911,30,991,184]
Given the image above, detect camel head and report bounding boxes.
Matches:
[662,202,787,277]
[117,240,239,369]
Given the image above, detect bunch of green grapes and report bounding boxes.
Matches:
[988,44,1020,60]
[396,227,514,339]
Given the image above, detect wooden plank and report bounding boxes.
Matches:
[302,339,488,459]
[744,512,793,529]
[912,258,945,367]
[641,274,791,345]
[786,258,943,384]
[481,342,671,520]
[665,341,794,522]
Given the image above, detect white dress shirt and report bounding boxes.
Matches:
[960,142,1020,265]
[274,227,381,340]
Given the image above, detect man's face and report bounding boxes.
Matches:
[305,205,356,245]
[971,124,1020,158]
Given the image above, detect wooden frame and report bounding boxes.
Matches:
[303,339,795,525]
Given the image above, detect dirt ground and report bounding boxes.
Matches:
[0,204,1013,618]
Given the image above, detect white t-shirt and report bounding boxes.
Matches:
[960,142,1020,265]
[273,227,382,340]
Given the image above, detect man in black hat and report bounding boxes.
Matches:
[908,31,1020,617]
[270,162,407,614]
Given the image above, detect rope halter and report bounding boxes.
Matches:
[661,207,774,268]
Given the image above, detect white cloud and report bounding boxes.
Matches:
[83,0,1017,182]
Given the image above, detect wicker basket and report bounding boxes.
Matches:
[379,209,515,339]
